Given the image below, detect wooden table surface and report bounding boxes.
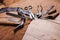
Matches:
[0,0,60,40]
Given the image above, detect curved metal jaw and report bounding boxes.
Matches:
[6,12,26,33]
[14,18,25,33]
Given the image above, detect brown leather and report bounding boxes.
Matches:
[3,0,20,6]
[0,0,60,40]
[23,19,60,40]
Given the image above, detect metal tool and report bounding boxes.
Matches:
[0,7,6,13]
[36,5,59,20]
[0,6,35,20]
[14,18,25,33]
[24,5,35,20]
[0,5,59,33]
[37,5,43,18]
[0,7,17,13]
[6,12,26,33]
[43,5,54,16]
[0,7,26,33]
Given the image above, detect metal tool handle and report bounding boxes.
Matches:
[14,18,25,33]
[0,8,6,13]
[37,5,43,18]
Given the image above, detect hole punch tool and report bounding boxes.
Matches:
[37,5,43,18]
[24,5,35,20]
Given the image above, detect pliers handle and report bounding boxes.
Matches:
[6,12,26,33]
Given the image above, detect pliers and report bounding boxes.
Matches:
[36,5,59,19]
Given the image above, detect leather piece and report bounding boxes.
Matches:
[22,19,60,40]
